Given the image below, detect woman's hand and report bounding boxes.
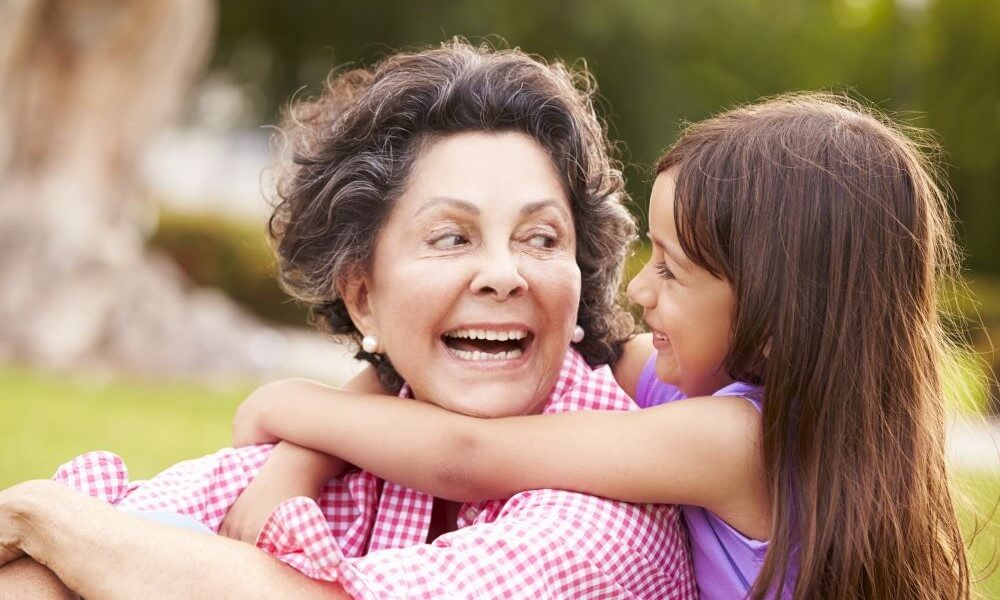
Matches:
[0,481,40,568]
[219,442,347,544]
[1,480,351,599]
[0,545,23,569]
[0,480,81,568]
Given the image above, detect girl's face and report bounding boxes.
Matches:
[350,131,581,417]
[627,171,736,397]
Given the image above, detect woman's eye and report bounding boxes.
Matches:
[527,233,557,249]
[431,234,469,250]
[655,261,675,280]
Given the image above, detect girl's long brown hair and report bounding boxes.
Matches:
[658,93,970,599]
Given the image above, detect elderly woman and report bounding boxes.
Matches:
[0,42,694,598]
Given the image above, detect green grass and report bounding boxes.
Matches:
[0,367,250,485]
[958,472,1000,598]
[1,366,998,595]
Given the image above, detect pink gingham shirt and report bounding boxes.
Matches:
[53,349,696,599]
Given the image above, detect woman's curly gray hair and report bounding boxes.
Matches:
[269,40,637,392]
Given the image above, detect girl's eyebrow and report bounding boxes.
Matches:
[413,196,480,218]
[646,231,690,271]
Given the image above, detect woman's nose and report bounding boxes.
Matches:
[470,250,528,301]
[626,261,656,308]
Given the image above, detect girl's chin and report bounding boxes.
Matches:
[654,358,682,387]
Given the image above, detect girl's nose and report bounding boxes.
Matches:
[626,261,656,308]
[470,250,528,301]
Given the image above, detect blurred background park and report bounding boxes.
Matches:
[1,0,998,593]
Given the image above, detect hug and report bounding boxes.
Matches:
[0,40,970,600]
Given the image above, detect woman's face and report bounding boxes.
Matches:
[627,171,735,397]
[350,131,581,416]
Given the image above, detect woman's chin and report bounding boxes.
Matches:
[427,381,551,417]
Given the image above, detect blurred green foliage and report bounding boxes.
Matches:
[213,0,1000,273]
[149,210,308,326]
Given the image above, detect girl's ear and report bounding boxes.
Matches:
[338,270,377,336]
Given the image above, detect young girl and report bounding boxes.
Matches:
[231,93,972,599]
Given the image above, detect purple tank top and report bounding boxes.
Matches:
[635,356,796,599]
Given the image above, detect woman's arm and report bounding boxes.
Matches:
[0,556,79,599]
[0,480,351,600]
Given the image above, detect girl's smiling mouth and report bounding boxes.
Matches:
[441,325,535,364]
[649,328,671,350]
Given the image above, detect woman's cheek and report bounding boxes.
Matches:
[526,258,580,310]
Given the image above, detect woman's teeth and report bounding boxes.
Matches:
[442,327,530,361]
[450,348,524,361]
[445,328,528,341]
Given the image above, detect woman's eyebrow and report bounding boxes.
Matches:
[520,199,571,220]
[413,196,480,218]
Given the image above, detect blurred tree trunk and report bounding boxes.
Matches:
[0,0,271,379]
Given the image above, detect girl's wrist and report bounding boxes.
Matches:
[233,379,300,446]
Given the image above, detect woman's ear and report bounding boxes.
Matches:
[338,270,377,336]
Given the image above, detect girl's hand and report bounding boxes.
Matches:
[218,442,347,544]
[232,380,304,447]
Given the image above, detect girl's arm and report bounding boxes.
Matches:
[612,333,655,399]
[218,441,344,543]
[0,480,351,600]
[236,376,767,534]
[219,367,386,543]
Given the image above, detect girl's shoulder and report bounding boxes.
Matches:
[638,361,763,412]
[612,333,655,399]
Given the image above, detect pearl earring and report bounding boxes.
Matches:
[361,334,381,354]
[571,325,585,344]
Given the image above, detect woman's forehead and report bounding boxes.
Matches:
[395,131,571,217]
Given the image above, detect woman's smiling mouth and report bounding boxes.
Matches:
[441,326,534,363]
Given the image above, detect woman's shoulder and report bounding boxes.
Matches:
[552,347,636,412]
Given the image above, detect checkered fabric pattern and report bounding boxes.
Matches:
[53,349,696,599]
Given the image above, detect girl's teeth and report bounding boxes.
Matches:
[451,348,523,361]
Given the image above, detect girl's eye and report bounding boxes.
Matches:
[431,234,469,250]
[527,233,557,249]
[655,261,675,280]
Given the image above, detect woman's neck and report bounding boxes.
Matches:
[427,498,462,541]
